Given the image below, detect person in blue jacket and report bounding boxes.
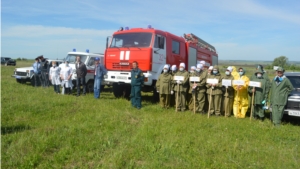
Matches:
[94,57,107,99]
[32,58,41,87]
[130,61,144,109]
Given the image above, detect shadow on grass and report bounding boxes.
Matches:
[1,125,31,135]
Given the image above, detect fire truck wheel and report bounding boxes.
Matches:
[113,83,122,98]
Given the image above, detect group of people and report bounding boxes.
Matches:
[149,61,293,126]
[32,56,293,126]
[32,55,107,99]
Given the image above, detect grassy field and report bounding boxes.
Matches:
[1,61,299,168]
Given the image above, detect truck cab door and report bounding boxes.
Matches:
[152,35,166,73]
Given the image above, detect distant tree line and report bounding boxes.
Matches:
[16,58,28,61]
[264,56,300,71]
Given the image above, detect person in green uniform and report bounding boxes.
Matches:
[248,68,270,121]
[221,66,235,117]
[270,67,293,126]
[170,65,177,107]
[206,65,223,116]
[173,63,189,112]
[156,64,173,108]
[130,61,144,109]
[187,66,196,109]
[188,63,207,113]
[249,65,271,111]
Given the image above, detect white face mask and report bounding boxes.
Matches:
[190,70,194,73]
[225,71,230,75]
[179,68,184,71]
[163,69,168,73]
[196,69,201,72]
[257,74,262,78]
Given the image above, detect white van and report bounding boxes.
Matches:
[60,50,106,92]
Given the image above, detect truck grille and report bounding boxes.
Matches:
[112,62,132,69]
[16,72,27,76]
[286,100,300,110]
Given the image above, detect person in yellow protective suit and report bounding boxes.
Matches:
[231,66,239,79]
[233,67,250,118]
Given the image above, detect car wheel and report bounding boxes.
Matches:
[86,80,94,93]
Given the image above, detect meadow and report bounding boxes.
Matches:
[1,61,299,168]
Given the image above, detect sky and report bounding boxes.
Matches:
[1,0,300,61]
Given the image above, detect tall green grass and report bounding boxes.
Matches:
[1,62,299,168]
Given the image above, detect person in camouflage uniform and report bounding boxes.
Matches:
[270,67,293,126]
[173,63,189,112]
[248,68,270,121]
[206,65,223,116]
[187,66,196,108]
[156,65,173,108]
[170,65,177,107]
[188,64,207,113]
[221,66,235,117]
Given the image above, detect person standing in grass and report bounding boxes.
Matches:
[75,56,87,97]
[173,63,189,112]
[189,63,207,114]
[233,67,249,118]
[270,67,293,126]
[170,65,177,107]
[187,66,196,109]
[248,68,270,121]
[60,60,73,95]
[130,61,144,109]
[221,66,234,117]
[156,64,173,109]
[49,61,61,94]
[32,58,41,87]
[94,57,107,99]
[206,65,223,116]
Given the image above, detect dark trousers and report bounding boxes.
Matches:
[76,77,86,95]
[34,73,41,87]
[41,72,48,87]
[130,85,142,108]
[53,85,60,93]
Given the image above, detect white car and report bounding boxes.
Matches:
[60,50,107,92]
[11,59,63,86]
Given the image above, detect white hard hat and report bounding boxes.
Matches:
[179,62,185,68]
[190,66,196,70]
[197,64,203,69]
[163,64,169,69]
[227,66,233,72]
[208,66,213,70]
[171,65,177,71]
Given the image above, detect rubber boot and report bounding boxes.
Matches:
[233,106,238,118]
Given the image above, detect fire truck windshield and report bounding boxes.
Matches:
[65,54,87,63]
[110,33,152,48]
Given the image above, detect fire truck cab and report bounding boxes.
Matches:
[104,26,218,98]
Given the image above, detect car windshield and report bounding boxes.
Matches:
[287,76,300,89]
[4,58,11,61]
[65,55,87,64]
[110,33,152,48]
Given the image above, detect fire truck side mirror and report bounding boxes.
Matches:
[106,36,112,49]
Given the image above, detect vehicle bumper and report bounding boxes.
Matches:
[11,75,30,80]
[104,71,153,86]
[284,109,300,117]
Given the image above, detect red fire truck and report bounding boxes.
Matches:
[104,26,218,98]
